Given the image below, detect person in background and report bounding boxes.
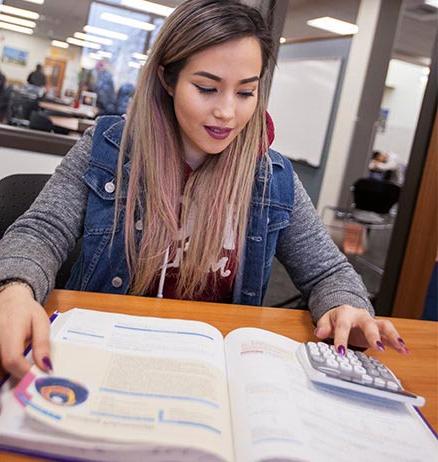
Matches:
[0,68,6,94]
[0,0,408,378]
[369,150,404,184]
[116,82,135,115]
[91,60,117,115]
[0,68,8,122]
[27,64,46,88]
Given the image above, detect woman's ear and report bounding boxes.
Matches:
[158,65,174,97]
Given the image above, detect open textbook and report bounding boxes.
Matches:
[0,308,436,462]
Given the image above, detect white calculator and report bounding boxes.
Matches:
[297,342,425,407]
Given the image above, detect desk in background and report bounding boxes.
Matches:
[48,116,95,134]
[39,101,99,119]
[0,289,436,462]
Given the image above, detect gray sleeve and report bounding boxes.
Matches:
[0,127,94,303]
[276,172,374,322]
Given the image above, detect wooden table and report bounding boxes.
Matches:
[1,289,437,461]
[39,102,99,119]
[48,116,95,133]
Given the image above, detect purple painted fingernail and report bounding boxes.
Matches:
[376,341,385,351]
[337,345,346,356]
[398,337,406,347]
[42,356,53,372]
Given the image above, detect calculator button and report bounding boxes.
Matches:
[317,342,329,350]
[362,374,373,384]
[367,368,380,377]
[310,351,322,359]
[307,342,318,349]
[312,356,325,363]
[353,366,366,375]
[350,358,362,366]
[319,367,341,376]
[326,359,339,368]
[381,370,393,379]
[386,381,400,391]
[340,363,353,372]
[374,377,386,387]
[322,350,334,358]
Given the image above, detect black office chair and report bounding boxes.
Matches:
[6,88,39,127]
[323,178,401,227]
[322,177,401,295]
[29,110,54,132]
[0,174,81,289]
[352,178,400,215]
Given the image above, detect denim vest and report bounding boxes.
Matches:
[66,116,295,306]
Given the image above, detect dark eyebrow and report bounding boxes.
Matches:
[193,71,259,84]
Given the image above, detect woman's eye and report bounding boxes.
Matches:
[193,84,255,98]
[194,84,216,94]
[238,92,255,98]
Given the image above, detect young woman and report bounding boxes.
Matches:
[0,0,407,379]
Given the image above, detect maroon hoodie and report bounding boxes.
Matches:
[146,112,275,302]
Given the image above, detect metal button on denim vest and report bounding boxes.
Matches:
[66,116,295,306]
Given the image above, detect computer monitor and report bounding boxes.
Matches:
[79,91,97,107]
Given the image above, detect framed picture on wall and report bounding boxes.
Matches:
[1,46,28,66]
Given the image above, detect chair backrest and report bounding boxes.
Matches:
[7,89,39,123]
[0,174,81,289]
[353,178,401,214]
[29,110,54,132]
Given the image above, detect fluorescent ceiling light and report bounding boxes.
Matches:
[132,52,148,60]
[22,0,45,4]
[0,13,36,28]
[0,4,39,20]
[425,0,438,7]
[83,25,128,40]
[307,17,358,35]
[88,52,103,60]
[100,12,155,31]
[74,32,112,45]
[0,21,33,34]
[97,50,112,58]
[67,37,101,50]
[129,61,143,69]
[121,0,174,17]
[51,40,69,49]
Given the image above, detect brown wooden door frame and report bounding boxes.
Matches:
[375,35,437,317]
[392,112,437,318]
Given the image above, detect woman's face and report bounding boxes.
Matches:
[171,36,263,160]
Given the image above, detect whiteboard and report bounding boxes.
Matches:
[268,58,342,167]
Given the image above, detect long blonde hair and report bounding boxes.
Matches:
[116,0,274,298]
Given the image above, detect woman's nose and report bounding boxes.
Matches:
[212,95,235,122]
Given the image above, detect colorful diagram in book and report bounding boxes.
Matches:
[35,376,89,406]
[14,371,89,412]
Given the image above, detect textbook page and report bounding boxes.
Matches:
[224,328,437,462]
[13,308,234,462]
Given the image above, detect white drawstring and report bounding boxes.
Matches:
[157,246,170,298]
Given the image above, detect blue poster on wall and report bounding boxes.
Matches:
[1,46,28,66]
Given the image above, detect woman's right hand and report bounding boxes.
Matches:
[0,284,52,378]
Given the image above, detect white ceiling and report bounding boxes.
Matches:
[283,0,437,63]
[1,0,437,62]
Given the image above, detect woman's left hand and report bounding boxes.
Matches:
[314,305,409,356]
